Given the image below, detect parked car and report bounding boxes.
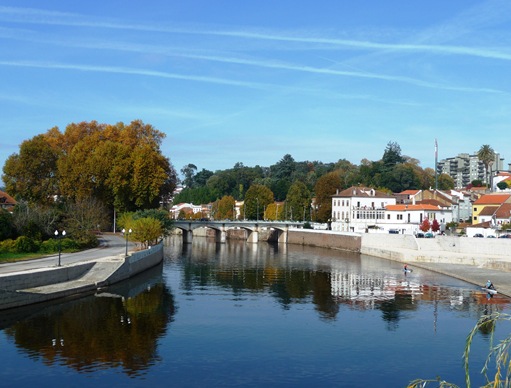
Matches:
[388,229,399,234]
[416,232,425,238]
[486,235,496,238]
[424,232,434,238]
[474,233,484,238]
[499,234,511,239]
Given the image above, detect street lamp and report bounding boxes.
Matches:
[54,229,66,266]
[122,228,132,257]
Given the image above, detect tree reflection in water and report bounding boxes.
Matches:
[4,264,175,377]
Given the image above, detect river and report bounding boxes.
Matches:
[0,236,509,387]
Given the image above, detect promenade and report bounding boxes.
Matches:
[0,235,164,310]
[389,250,511,298]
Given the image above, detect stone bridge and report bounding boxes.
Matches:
[172,220,304,244]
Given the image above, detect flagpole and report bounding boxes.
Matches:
[434,139,438,190]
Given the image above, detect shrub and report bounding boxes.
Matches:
[74,232,99,250]
[39,239,59,253]
[60,238,80,252]
[14,236,39,253]
[0,239,16,253]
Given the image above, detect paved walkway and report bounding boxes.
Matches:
[386,247,511,297]
[407,262,511,297]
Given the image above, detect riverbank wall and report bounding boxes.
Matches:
[288,229,511,271]
[0,242,164,310]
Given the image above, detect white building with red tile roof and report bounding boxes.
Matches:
[331,186,395,233]
[331,186,453,235]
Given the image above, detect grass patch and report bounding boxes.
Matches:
[0,252,52,263]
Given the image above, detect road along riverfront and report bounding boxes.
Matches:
[0,233,133,275]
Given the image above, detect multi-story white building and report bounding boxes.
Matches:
[331,187,396,233]
[331,186,453,234]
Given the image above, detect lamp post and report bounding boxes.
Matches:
[54,229,66,266]
[122,228,132,257]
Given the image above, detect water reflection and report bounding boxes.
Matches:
[166,237,509,327]
[3,263,175,377]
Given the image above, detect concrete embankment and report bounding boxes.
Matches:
[0,242,164,310]
[288,229,511,297]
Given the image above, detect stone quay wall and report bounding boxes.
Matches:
[287,229,511,270]
[287,229,362,252]
[0,262,96,292]
[0,242,164,310]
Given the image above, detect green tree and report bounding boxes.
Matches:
[286,181,311,221]
[271,154,296,180]
[477,144,495,187]
[437,173,455,190]
[244,184,274,220]
[264,202,284,221]
[180,163,197,188]
[381,163,421,193]
[382,141,404,169]
[314,172,341,223]
[2,134,60,204]
[194,168,214,187]
[132,217,162,249]
[213,195,236,220]
[134,208,174,237]
[334,159,360,189]
[0,209,16,240]
[497,181,509,191]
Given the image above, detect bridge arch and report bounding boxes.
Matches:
[172,220,300,244]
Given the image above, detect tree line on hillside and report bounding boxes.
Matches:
[173,142,458,222]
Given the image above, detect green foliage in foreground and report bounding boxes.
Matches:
[0,252,49,263]
[408,313,511,388]
[0,235,91,257]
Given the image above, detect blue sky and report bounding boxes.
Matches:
[1,1,511,183]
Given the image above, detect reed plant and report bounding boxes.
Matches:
[408,312,511,388]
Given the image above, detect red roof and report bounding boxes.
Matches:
[473,194,511,205]
[0,190,16,206]
[398,190,420,195]
[496,203,511,218]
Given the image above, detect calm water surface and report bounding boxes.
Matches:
[1,237,510,387]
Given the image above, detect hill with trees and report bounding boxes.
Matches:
[173,141,455,223]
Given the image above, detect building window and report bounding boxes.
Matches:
[387,214,390,220]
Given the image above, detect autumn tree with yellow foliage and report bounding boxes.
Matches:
[2,120,177,212]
